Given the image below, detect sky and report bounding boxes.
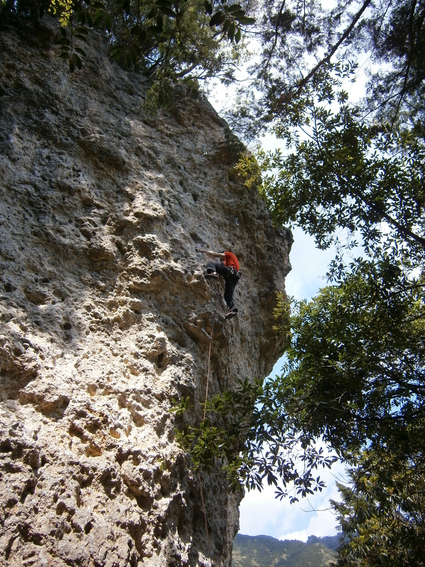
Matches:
[205,106,348,544]
[205,15,363,539]
[238,227,348,542]
[204,0,376,539]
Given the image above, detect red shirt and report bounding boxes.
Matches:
[224,251,239,271]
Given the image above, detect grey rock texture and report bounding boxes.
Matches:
[0,16,292,567]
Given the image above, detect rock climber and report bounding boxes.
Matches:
[198,248,241,319]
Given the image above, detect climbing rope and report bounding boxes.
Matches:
[204,337,212,420]
[198,277,226,566]
[199,322,214,565]
[198,473,212,566]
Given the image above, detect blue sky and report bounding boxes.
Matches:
[238,227,347,541]
[206,26,369,538]
[207,95,349,543]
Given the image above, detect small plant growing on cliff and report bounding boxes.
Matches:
[231,150,262,189]
[172,379,262,485]
[54,21,89,72]
[273,291,292,344]
[224,126,247,165]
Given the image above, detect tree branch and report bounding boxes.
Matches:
[348,186,425,250]
[262,1,287,76]
[277,0,372,106]
[391,0,425,125]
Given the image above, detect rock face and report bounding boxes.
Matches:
[0,17,292,567]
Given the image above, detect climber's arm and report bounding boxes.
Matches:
[197,249,226,260]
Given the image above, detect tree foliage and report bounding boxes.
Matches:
[0,0,255,98]
[172,375,337,503]
[255,89,425,261]
[280,259,425,457]
[229,0,425,134]
[332,449,425,566]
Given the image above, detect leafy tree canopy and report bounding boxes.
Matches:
[229,0,425,135]
[253,87,425,263]
[0,0,255,105]
[332,448,425,566]
[280,258,425,458]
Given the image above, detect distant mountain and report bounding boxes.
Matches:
[307,535,341,552]
[232,534,340,567]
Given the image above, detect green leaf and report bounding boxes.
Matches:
[238,16,255,25]
[204,1,213,15]
[210,11,226,27]
[72,52,82,70]
[226,4,243,14]
[235,27,241,43]
[158,6,176,17]
[69,57,75,73]
[55,37,71,46]
[228,21,236,41]
[232,9,246,20]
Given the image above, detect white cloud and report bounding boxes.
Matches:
[280,511,337,543]
[239,459,347,540]
[207,43,361,543]
[285,227,336,301]
[238,227,345,541]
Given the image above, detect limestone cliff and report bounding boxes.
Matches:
[0,17,292,567]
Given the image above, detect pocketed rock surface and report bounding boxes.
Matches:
[0,16,292,567]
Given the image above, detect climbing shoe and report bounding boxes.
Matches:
[224,309,238,319]
[204,272,219,279]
